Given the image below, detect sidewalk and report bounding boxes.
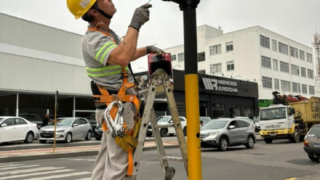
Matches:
[0,135,262,163]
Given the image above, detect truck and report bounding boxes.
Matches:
[259,91,320,144]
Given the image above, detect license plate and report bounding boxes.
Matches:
[270,132,276,136]
[314,144,320,147]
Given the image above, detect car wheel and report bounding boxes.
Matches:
[245,136,255,149]
[85,131,92,140]
[39,140,47,143]
[218,137,228,151]
[308,155,320,162]
[24,132,34,143]
[264,138,273,144]
[160,128,168,137]
[65,133,72,143]
[183,127,187,136]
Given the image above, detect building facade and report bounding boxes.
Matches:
[165,25,315,105]
[0,13,95,119]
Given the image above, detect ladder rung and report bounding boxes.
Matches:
[163,156,183,162]
[154,124,174,128]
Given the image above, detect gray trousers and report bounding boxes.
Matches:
[91,102,136,180]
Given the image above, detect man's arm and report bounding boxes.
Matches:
[132,47,147,61]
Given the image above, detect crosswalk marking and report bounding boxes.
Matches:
[1,167,63,176]
[0,169,72,180]
[75,178,92,180]
[0,165,39,171]
[24,172,91,180]
[67,158,95,162]
[0,164,23,168]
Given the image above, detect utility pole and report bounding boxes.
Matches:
[162,1,202,179]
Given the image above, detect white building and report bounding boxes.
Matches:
[165,25,315,100]
[0,13,93,118]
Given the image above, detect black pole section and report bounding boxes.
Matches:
[183,6,198,74]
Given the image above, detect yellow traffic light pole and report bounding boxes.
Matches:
[163,0,202,179]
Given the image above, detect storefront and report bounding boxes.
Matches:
[135,70,259,119]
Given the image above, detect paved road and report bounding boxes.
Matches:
[1,139,319,180]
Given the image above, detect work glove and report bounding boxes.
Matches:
[129,4,152,31]
[147,45,165,55]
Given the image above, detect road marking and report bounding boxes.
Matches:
[68,158,95,161]
[75,178,92,180]
[0,164,23,168]
[0,169,72,180]
[0,167,63,176]
[286,178,297,180]
[0,165,39,171]
[24,171,91,180]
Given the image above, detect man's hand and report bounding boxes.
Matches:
[147,45,165,55]
[129,4,152,31]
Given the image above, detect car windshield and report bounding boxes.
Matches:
[260,107,286,121]
[202,120,228,130]
[49,118,74,126]
[157,117,171,123]
[308,126,320,137]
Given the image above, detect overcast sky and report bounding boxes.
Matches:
[0,0,319,72]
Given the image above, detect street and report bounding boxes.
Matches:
[1,139,319,180]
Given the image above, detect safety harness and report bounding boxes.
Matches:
[87,26,141,175]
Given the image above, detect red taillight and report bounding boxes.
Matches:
[304,140,309,147]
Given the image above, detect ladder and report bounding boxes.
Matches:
[125,69,188,180]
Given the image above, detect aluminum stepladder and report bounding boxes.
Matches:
[125,69,188,180]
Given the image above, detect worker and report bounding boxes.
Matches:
[66,0,164,179]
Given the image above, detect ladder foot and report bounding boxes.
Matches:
[164,167,175,180]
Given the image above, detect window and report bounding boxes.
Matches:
[210,63,222,73]
[279,42,288,55]
[17,118,27,125]
[301,67,306,77]
[281,80,291,92]
[171,55,176,61]
[290,47,299,58]
[198,70,205,74]
[80,119,88,124]
[307,69,314,79]
[273,59,278,71]
[262,76,272,89]
[197,52,205,62]
[299,50,305,60]
[210,45,221,55]
[178,53,184,62]
[292,82,301,93]
[302,84,307,94]
[226,42,233,52]
[227,61,234,71]
[280,61,289,73]
[307,53,313,63]
[274,79,280,90]
[260,35,270,48]
[73,119,80,125]
[291,65,299,76]
[3,119,15,126]
[261,56,271,69]
[272,40,277,51]
[309,85,315,95]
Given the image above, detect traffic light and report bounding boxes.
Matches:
[162,0,200,10]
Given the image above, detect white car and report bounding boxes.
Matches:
[0,116,39,143]
[157,116,187,137]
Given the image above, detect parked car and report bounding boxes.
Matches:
[303,125,320,162]
[148,116,187,137]
[0,116,39,144]
[94,123,103,140]
[19,113,42,129]
[200,118,256,151]
[39,117,92,143]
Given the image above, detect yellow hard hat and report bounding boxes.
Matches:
[67,0,97,19]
